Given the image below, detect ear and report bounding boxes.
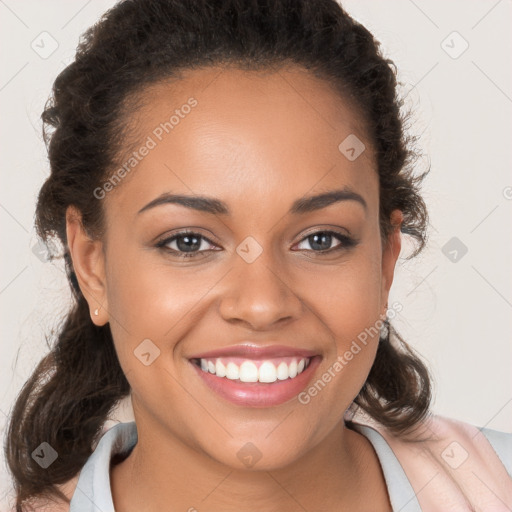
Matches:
[380,209,403,317]
[65,206,109,326]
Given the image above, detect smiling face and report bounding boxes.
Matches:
[67,65,402,471]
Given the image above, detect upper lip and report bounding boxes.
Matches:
[188,344,318,360]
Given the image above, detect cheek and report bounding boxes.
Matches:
[104,242,230,388]
[104,255,213,424]
[312,247,383,336]
[303,247,384,395]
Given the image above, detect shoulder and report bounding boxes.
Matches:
[352,411,512,468]
[351,411,512,509]
[476,424,512,474]
[379,414,512,471]
[419,415,512,474]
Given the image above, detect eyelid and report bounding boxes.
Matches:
[296,224,352,240]
[155,227,218,245]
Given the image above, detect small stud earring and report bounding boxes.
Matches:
[94,308,99,316]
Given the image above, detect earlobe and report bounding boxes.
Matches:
[65,206,109,326]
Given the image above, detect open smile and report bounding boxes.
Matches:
[188,344,322,407]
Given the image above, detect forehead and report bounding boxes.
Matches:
[107,65,377,219]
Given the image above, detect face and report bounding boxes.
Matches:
[67,65,402,471]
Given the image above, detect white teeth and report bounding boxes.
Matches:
[215,359,226,378]
[197,357,311,383]
[225,362,240,380]
[288,360,298,378]
[239,361,258,382]
[258,361,277,383]
[276,361,289,380]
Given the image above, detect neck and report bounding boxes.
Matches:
[110,417,391,512]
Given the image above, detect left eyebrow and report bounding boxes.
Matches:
[289,188,367,214]
[137,187,367,216]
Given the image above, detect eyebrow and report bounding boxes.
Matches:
[137,187,367,216]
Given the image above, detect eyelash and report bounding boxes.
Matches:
[155,229,358,259]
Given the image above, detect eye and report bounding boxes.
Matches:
[294,230,357,254]
[156,230,218,259]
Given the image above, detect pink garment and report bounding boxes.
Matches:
[353,412,512,511]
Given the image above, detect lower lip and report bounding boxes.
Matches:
[190,356,321,408]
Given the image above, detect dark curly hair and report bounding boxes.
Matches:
[4,0,432,509]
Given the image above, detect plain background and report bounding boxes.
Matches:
[1,0,511,506]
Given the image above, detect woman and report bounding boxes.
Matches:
[4,0,511,510]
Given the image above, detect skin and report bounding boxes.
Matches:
[66,65,403,511]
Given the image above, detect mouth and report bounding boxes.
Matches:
[188,349,322,408]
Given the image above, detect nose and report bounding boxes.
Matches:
[218,251,304,331]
